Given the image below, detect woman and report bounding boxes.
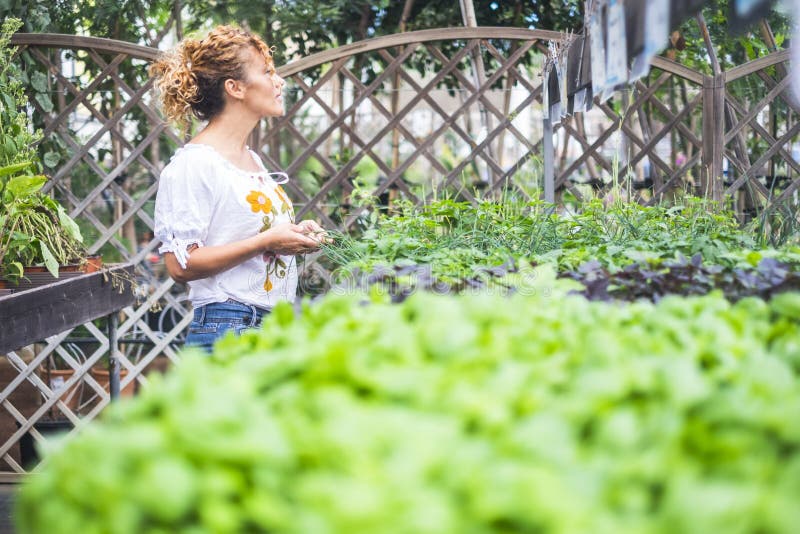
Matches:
[150,25,323,352]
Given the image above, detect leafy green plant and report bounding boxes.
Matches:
[0,161,85,281]
[16,286,800,533]
[566,253,800,303]
[321,197,763,280]
[0,18,86,283]
[0,18,38,167]
[316,196,800,301]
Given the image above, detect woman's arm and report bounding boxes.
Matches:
[164,222,320,283]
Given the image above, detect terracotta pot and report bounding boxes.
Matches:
[41,368,83,412]
[22,255,101,274]
[84,255,103,273]
[1,256,102,290]
[89,367,136,397]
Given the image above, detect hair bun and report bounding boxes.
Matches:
[149,44,200,130]
[150,24,275,130]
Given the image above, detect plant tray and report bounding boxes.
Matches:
[0,264,136,355]
[5,270,88,292]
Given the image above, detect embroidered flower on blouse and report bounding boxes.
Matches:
[275,185,289,204]
[274,185,294,220]
[246,190,272,214]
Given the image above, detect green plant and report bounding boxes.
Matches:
[321,197,762,280]
[0,18,86,283]
[0,18,38,166]
[15,286,800,533]
[314,195,800,301]
[0,161,85,281]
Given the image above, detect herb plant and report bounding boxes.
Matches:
[320,197,798,301]
[16,285,800,533]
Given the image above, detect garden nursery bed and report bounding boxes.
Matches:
[14,198,800,533]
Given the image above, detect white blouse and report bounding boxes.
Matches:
[154,143,298,309]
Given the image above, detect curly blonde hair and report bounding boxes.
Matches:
[149,25,274,129]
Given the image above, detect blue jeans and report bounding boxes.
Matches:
[185,299,270,353]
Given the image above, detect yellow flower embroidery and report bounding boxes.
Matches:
[275,185,289,205]
[258,188,293,293]
[275,185,295,221]
[246,190,272,214]
[262,254,288,293]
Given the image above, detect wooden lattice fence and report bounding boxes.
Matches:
[0,27,797,478]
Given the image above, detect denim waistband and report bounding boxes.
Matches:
[193,299,271,327]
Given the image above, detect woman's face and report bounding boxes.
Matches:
[240,47,285,118]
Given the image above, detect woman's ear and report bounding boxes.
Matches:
[223,78,245,101]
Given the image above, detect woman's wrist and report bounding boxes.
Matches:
[256,229,274,255]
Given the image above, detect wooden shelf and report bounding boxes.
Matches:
[0,264,136,355]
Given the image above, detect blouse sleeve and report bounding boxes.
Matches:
[154,150,215,269]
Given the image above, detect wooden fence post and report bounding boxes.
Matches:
[459,0,498,186]
[701,73,725,202]
[696,13,725,204]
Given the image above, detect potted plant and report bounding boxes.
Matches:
[0,161,88,285]
[38,351,85,414]
[89,361,137,399]
[19,347,84,467]
[0,18,89,288]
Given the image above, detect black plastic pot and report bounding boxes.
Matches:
[17,419,74,469]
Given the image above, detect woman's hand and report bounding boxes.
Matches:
[164,223,318,283]
[261,222,321,255]
[297,219,331,244]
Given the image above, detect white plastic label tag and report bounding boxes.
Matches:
[630,0,669,81]
[792,0,800,105]
[542,64,550,119]
[605,0,628,91]
[574,87,586,113]
[550,102,562,126]
[589,6,607,100]
[735,0,762,17]
[558,51,569,118]
[645,0,670,56]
